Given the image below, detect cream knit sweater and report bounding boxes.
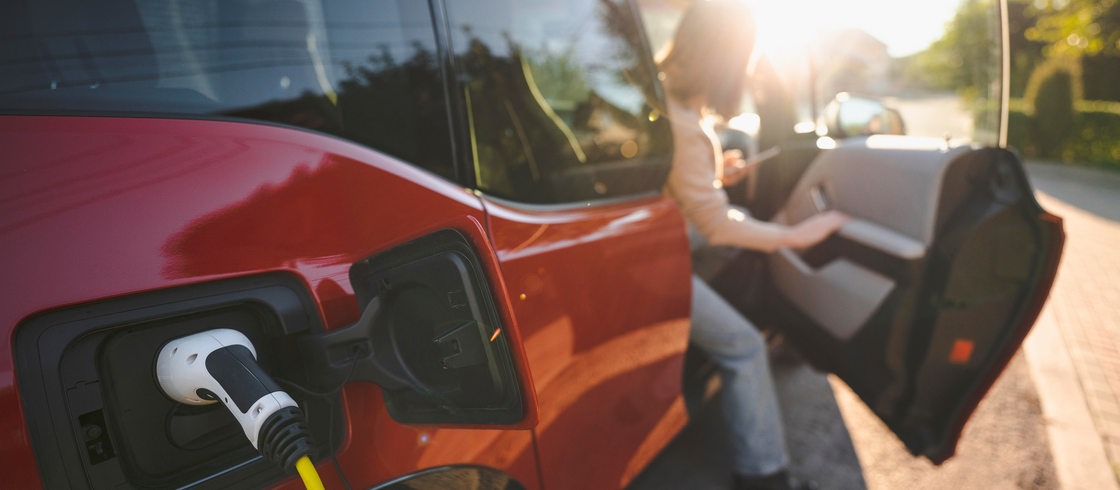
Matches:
[663,96,789,253]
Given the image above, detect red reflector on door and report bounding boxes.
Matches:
[949,339,975,364]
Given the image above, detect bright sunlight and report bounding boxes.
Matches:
[752,0,965,61]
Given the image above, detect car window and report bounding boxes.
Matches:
[763,1,1002,146]
[0,0,455,179]
[446,0,673,204]
[638,0,1003,147]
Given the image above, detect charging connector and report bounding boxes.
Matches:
[156,329,317,480]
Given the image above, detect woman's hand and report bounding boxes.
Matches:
[720,149,756,187]
[785,210,851,249]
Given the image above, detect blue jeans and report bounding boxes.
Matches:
[689,274,790,476]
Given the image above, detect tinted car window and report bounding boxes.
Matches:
[0,0,454,178]
[446,0,672,204]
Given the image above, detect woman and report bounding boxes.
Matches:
[658,1,848,489]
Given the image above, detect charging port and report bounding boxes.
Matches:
[15,274,339,489]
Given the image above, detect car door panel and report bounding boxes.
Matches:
[767,136,1064,462]
[483,196,692,489]
[772,247,896,341]
[837,219,926,260]
[440,0,696,484]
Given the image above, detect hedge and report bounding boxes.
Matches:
[1064,110,1120,169]
[1006,108,1034,156]
[1004,58,1120,171]
[1007,107,1120,171]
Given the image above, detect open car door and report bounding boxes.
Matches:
[766,136,1064,463]
[664,0,1069,463]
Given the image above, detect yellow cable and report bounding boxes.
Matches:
[295,455,325,490]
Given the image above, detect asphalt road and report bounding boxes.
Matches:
[885,93,978,143]
[628,349,1057,490]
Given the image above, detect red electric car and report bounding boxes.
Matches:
[0,0,1062,488]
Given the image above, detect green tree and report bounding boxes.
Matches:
[1026,0,1120,57]
[909,0,1000,102]
[1030,64,1077,157]
[1007,0,1049,97]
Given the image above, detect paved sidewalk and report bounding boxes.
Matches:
[1025,162,1120,487]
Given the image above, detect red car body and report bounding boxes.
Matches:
[0,114,692,489]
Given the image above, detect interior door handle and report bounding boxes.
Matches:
[810,185,831,213]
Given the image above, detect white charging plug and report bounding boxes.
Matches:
[155,328,298,449]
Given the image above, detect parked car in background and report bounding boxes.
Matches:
[0,0,1061,488]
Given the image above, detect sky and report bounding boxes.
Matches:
[752,0,967,58]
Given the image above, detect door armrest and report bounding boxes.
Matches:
[838,219,925,260]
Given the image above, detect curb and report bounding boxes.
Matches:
[1022,306,1119,490]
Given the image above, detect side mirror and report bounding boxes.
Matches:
[824,93,906,139]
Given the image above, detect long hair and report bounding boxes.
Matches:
[656,0,756,119]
